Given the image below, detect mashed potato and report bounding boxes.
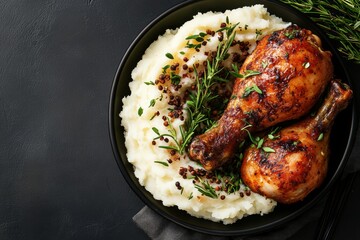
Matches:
[121,5,290,224]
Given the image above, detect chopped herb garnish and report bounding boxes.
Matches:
[242,84,263,98]
[137,107,143,116]
[170,72,181,85]
[242,125,276,153]
[185,41,202,50]
[261,60,269,69]
[284,29,300,39]
[255,29,263,39]
[148,95,163,109]
[267,134,275,140]
[154,161,169,167]
[188,192,193,200]
[149,99,156,107]
[317,132,324,141]
[239,152,244,161]
[186,33,206,41]
[262,146,276,153]
[257,138,264,149]
[144,81,155,85]
[162,65,170,74]
[230,66,261,79]
[165,53,174,59]
[239,140,246,149]
[149,112,158,121]
[267,127,281,139]
[152,127,160,136]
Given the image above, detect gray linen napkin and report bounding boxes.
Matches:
[133,199,325,240]
[133,129,360,239]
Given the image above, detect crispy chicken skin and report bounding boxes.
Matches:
[188,25,334,171]
[240,80,352,204]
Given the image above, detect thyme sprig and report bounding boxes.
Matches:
[279,0,360,63]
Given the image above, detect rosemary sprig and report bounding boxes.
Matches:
[152,20,240,155]
[179,20,240,152]
[194,179,218,199]
[279,0,360,63]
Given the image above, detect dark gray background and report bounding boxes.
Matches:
[1,0,359,239]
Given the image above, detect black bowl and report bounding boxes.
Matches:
[109,0,357,236]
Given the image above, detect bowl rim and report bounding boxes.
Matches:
[108,0,358,236]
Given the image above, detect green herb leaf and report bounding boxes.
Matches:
[154,161,169,167]
[230,69,261,79]
[268,127,281,139]
[149,99,156,107]
[262,146,276,153]
[166,53,174,59]
[186,34,200,40]
[162,65,170,74]
[170,72,181,85]
[185,41,202,49]
[242,84,263,98]
[188,192,193,200]
[257,138,264,149]
[284,29,300,39]
[152,127,160,136]
[144,81,155,85]
[261,60,269,69]
[255,29,263,39]
[137,107,143,116]
[243,70,261,78]
[317,132,324,141]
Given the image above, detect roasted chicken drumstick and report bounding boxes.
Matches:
[240,80,352,204]
[189,25,333,171]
